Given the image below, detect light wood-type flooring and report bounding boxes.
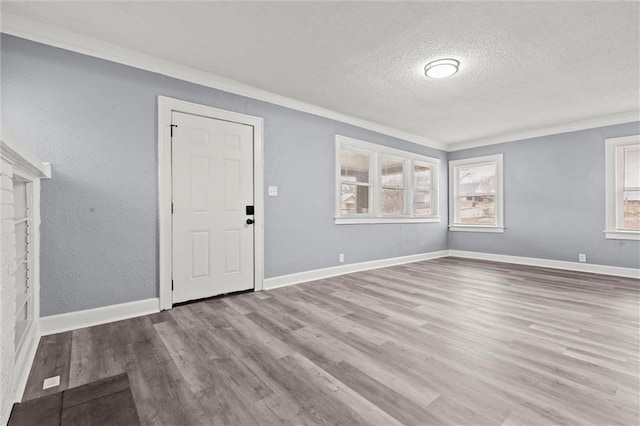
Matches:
[22,257,640,425]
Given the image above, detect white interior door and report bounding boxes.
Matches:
[172,111,255,303]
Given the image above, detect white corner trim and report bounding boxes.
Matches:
[14,321,39,403]
[39,298,160,336]
[263,250,450,290]
[1,13,444,151]
[447,110,640,151]
[448,250,640,279]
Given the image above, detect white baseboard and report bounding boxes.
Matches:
[448,250,639,279]
[14,322,39,402]
[264,250,450,290]
[39,298,160,336]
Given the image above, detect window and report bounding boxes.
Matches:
[449,154,504,232]
[335,135,440,224]
[339,149,371,215]
[380,157,405,215]
[605,135,640,240]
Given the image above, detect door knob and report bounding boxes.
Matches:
[246,218,255,225]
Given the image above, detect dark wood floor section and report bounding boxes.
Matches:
[10,373,139,425]
[24,258,639,425]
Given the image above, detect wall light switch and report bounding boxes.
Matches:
[268,186,278,196]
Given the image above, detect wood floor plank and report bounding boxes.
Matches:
[21,258,640,425]
[22,331,72,400]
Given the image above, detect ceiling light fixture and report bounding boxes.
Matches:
[424,59,460,79]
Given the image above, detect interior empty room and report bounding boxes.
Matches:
[1,1,639,425]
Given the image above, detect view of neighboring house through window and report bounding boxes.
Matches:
[336,135,440,224]
[449,154,504,232]
[340,149,371,214]
[605,135,640,240]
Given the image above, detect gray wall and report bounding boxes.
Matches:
[448,122,640,269]
[1,35,448,316]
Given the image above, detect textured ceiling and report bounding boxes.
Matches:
[2,1,639,146]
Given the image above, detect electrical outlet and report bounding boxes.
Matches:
[339,253,344,263]
[268,186,278,196]
[43,375,60,390]
[579,254,587,263]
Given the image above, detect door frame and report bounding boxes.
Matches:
[158,96,265,310]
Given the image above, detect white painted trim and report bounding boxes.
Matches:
[335,217,441,225]
[449,154,504,230]
[604,231,640,241]
[448,226,505,233]
[1,14,443,151]
[11,175,42,403]
[0,123,51,178]
[605,135,640,239]
[448,250,639,279]
[14,321,39,402]
[39,298,160,336]
[1,128,48,407]
[335,134,441,223]
[158,96,265,310]
[263,250,450,290]
[448,111,640,151]
[2,15,637,153]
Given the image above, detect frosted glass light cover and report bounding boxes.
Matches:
[425,59,460,78]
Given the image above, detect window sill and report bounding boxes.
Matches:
[604,230,640,241]
[335,217,441,225]
[448,225,505,233]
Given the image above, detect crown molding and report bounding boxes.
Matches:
[447,110,640,151]
[3,14,637,153]
[0,14,446,151]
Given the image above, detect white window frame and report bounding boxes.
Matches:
[335,135,441,224]
[605,135,640,240]
[449,154,504,233]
